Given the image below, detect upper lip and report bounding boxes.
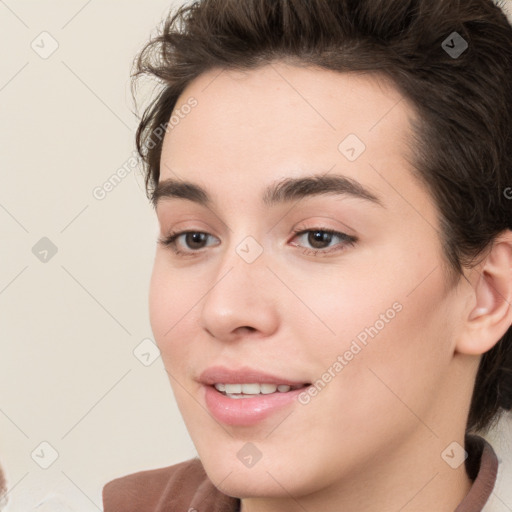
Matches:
[198,365,310,387]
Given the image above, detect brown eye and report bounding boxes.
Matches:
[158,230,220,256]
[290,228,357,256]
[307,230,335,249]
[184,232,208,249]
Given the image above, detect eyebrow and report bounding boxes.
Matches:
[152,173,384,209]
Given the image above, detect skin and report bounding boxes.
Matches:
[149,62,512,512]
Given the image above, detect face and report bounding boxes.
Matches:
[149,62,470,500]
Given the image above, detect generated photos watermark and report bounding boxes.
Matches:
[297,301,403,405]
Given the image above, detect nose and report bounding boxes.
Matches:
[199,239,280,342]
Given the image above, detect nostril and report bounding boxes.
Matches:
[238,326,257,334]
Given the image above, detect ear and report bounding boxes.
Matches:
[456,230,512,356]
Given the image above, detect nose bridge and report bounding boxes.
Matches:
[199,232,278,337]
[205,233,268,309]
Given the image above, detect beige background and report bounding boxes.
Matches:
[1,1,511,510]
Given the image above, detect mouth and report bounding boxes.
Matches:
[212,382,310,399]
[198,365,312,426]
[203,381,312,426]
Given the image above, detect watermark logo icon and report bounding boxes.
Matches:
[441,441,468,469]
[133,338,160,366]
[236,236,263,264]
[442,32,468,59]
[31,441,59,469]
[32,237,58,263]
[237,442,262,468]
[31,32,59,59]
[338,134,366,162]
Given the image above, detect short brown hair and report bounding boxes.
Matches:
[132,0,512,433]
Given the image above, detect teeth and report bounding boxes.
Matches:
[224,384,242,394]
[260,383,278,394]
[241,383,261,394]
[214,383,294,395]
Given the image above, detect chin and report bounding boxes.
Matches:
[211,469,303,500]
[200,451,318,500]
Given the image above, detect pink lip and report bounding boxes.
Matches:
[198,365,310,387]
[203,385,309,426]
[199,365,311,426]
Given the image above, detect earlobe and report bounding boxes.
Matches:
[457,231,512,356]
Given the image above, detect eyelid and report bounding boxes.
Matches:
[157,229,219,251]
[158,224,357,259]
[289,225,357,254]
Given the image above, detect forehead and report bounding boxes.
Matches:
[158,61,431,216]
[162,62,413,162]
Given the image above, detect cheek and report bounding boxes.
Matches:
[148,261,171,341]
[331,269,455,430]
[288,250,404,361]
[306,244,455,407]
[148,258,197,358]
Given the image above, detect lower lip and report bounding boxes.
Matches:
[203,385,309,426]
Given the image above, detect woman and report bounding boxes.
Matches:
[103,0,512,510]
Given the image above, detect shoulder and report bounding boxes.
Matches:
[102,458,205,512]
[102,458,240,512]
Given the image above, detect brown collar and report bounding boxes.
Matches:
[454,434,499,512]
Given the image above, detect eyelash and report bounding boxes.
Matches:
[157,226,357,258]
